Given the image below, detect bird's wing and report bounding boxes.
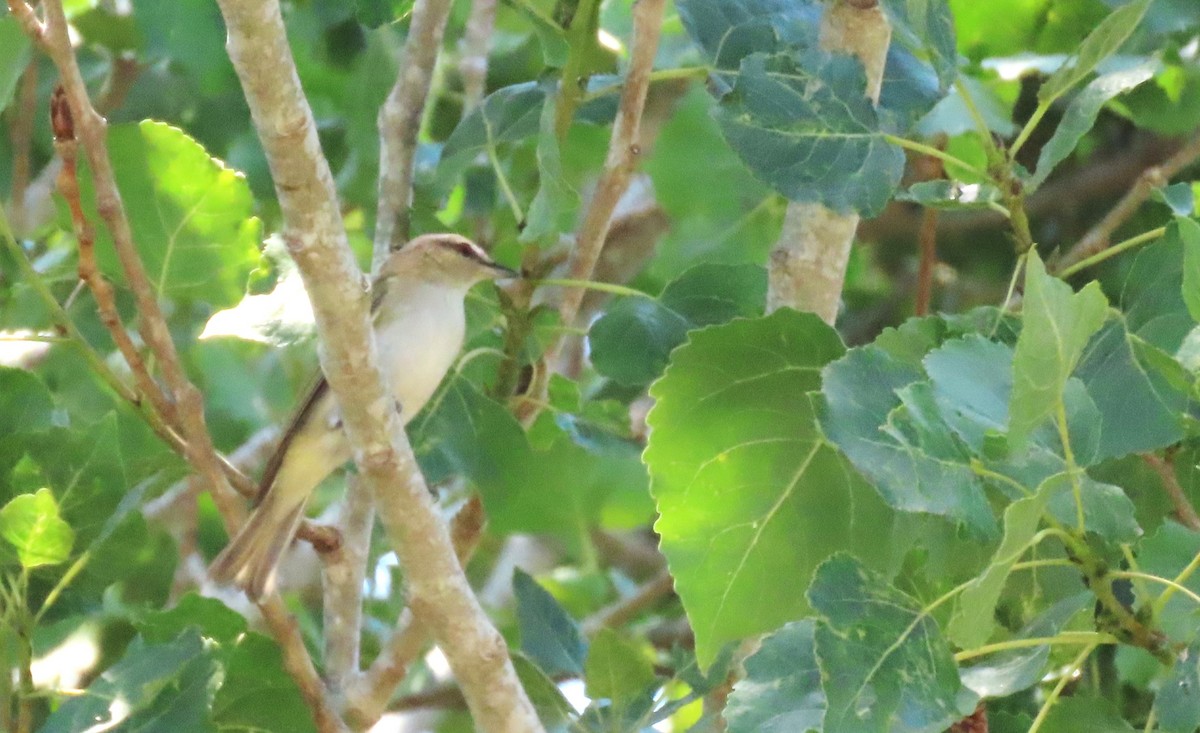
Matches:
[255,279,393,503]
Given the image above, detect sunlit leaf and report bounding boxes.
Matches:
[0,488,73,568]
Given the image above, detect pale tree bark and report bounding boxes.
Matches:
[211,0,544,731]
[766,0,892,322]
[373,0,456,267]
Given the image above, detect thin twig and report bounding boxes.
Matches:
[374,0,456,266]
[345,495,488,728]
[914,135,947,316]
[1055,130,1200,274]
[582,568,674,636]
[459,0,497,113]
[1142,452,1200,531]
[323,477,375,701]
[551,0,667,355]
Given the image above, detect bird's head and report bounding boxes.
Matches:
[380,233,517,288]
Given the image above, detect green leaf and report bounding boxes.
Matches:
[1157,641,1200,733]
[646,311,896,668]
[1180,217,1200,324]
[1039,696,1136,733]
[821,341,995,533]
[1074,319,1189,461]
[879,0,959,90]
[512,652,576,726]
[413,377,650,545]
[514,569,588,677]
[130,0,232,92]
[521,88,579,244]
[1032,62,1157,188]
[810,554,979,733]
[72,121,262,307]
[588,263,766,386]
[948,473,1059,649]
[0,367,53,436]
[0,17,32,112]
[138,592,248,644]
[589,298,691,385]
[42,630,215,732]
[1009,249,1109,450]
[0,488,74,568]
[584,629,657,707]
[714,51,905,215]
[1119,230,1196,352]
[726,621,824,733]
[211,633,317,733]
[676,0,820,72]
[1039,0,1152,105]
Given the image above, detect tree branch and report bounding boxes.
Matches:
[323,477,375,701]
[373,0,456,267]
[551,0,667,351]
[1142,451,1200,532]
[1054,130,1200,275]
[766,0,890,322]
[582,568,674,636]
[459,0,497,113]
[213,1,541,730]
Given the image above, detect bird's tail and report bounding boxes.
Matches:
[209,487,308,601]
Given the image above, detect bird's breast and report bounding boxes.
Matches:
[374,284,467,424]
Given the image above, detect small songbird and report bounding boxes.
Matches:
[209,233,515,600]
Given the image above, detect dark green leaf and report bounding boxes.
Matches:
[714,51,905,215]
[1180,217,1200,324]
[1032,62,1157,188]
[880,0,958,90]
[1119,228,1194,352]
[1074,319,1189,461]
[212,633,317,733]
[1039,0,1153,105]
[726,621,824,733]
[0,367,53,436]
[42,630,214,732]
[588,263,766,386]
[1009,249,1109,450]
[821,341,995,534]
[1157,641,1200,733]
[810,554,979,733]
[676,0,820,74]
[647,311,896,668]
[0,488,73,568]
[1136,524,1200,642]
[514,569,588,677]
[138,592,248,644]
[589,298,690,386]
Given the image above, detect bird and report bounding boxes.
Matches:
[209,233,515,600]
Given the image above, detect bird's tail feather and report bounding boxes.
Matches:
[209,489,308,601]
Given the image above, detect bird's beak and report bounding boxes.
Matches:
[487,261,520,279]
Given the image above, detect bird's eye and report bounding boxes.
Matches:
[452,240,483,261]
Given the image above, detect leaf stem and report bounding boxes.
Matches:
[1057,226,1166,279]
[1009,102,1050,161]
[1027,642,1101,733]
[954,631,1115,662]
[1113,570,1200,608]
[1054,400,1087,533]
[883,134,989,180]
[1155,545,1200,616]
[533,277,655,299]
